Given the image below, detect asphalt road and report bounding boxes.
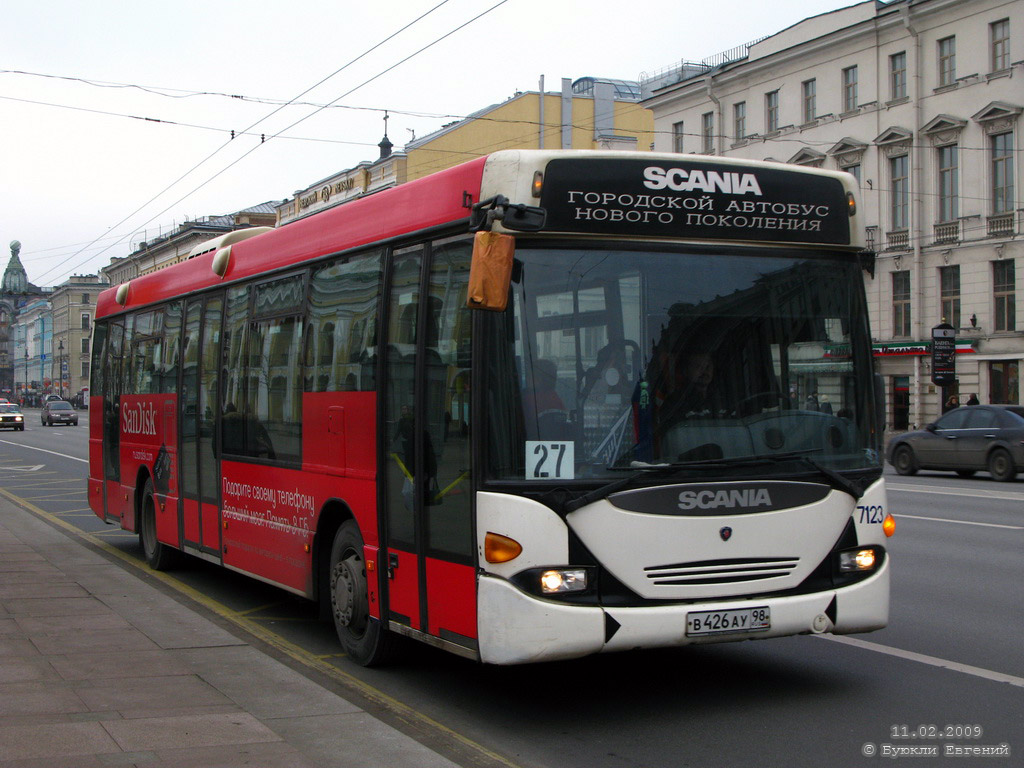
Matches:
[1,415,1020,768]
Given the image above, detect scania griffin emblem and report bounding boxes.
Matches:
[719,526,733,541]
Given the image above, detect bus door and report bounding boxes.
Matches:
[100,318,126,523]
[382,240,476,653]
[179,294,224,559]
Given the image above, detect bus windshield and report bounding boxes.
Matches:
[483,244,881,483]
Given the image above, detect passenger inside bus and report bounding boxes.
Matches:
[523,358,570,440]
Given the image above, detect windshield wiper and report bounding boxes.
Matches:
[565,451,862,513]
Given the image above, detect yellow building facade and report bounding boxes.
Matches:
[278,77,653,226]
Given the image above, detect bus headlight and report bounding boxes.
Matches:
[510,566,596,598]
[838,547,878,572]
[540,568,588,594]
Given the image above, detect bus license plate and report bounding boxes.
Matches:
[686,607,771,636]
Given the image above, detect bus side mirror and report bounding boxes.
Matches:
[467,231,515,311]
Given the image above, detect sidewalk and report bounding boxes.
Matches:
[0,494,461,768]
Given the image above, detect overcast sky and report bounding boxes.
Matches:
[1,0,854,286]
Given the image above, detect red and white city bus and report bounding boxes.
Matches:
[88,150,894,666]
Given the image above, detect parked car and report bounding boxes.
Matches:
[887,405,1024,481]
[41,400,79,427]
[0,403,25,431]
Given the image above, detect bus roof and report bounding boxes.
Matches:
[97,150,861,318]
[96,155,489,319]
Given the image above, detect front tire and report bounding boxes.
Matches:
[892,444,918,476]
[329,520,397,666]
[139,478,182,570]
[987,448,1017,482]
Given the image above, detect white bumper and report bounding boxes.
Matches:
[477,560,889,665]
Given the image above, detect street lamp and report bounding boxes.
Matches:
[23,349,28,405]
[58,339,64,399]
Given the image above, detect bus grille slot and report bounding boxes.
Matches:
[644,556,799,586]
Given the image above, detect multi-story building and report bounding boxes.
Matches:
[641,0,1021,430]
[14,297,52,402]
[278,77,654,225]
[1,240,47,398]
[50,275,106,401]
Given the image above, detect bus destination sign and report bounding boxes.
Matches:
[540,158,851,245]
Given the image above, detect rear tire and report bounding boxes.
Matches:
[892,444,918,476]
[987,448,1016,482]
[139,478,182,570]
[329,520,398,666]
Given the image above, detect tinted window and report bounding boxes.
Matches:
[965,408,998,429]
[1005,407,1024,423]
[934,408,969,429]
[49,402,73,411]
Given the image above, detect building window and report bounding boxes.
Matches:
[801,79,816,123]
[81,361,91,380]
[81,293,90,304]
[672,121,685,153]
[81,338,90,354]
[80,313,91,331]
[989,361,1018,404]
[937,144,959,222]
[701,112,714,154]
[842,66,858,112]
[991,19,1010,71]
[890,154,909,231]
[938,37,956,86]
[765,90,779,132]
[940,265,961,328]
[992,132,1014,214]
[893,271,911,337]
[890,51,907,100]
[733,101,746,140]
[842,163,861,186]
[994,260,1015,332]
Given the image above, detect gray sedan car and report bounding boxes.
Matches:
[887,405,1024,481]
[41,399,79,427]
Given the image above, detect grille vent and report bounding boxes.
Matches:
[644,556,799,586]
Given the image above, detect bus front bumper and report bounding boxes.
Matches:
[476,562,889,665]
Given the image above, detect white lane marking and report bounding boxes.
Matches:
[0,440,88,463]
[894,513,1023,530]
[887,483,1024,502]
[815,635,1024,688]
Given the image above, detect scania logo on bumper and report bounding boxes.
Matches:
[720,527,733,541]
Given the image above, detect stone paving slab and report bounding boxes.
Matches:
[0,721,121,761]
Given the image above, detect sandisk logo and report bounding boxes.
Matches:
[678,488,772,510]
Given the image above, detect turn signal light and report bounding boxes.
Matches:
[484,532,523,563]
[883,514,896,537]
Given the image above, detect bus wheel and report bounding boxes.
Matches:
[138,479,181,571]
[329,520,396,666]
